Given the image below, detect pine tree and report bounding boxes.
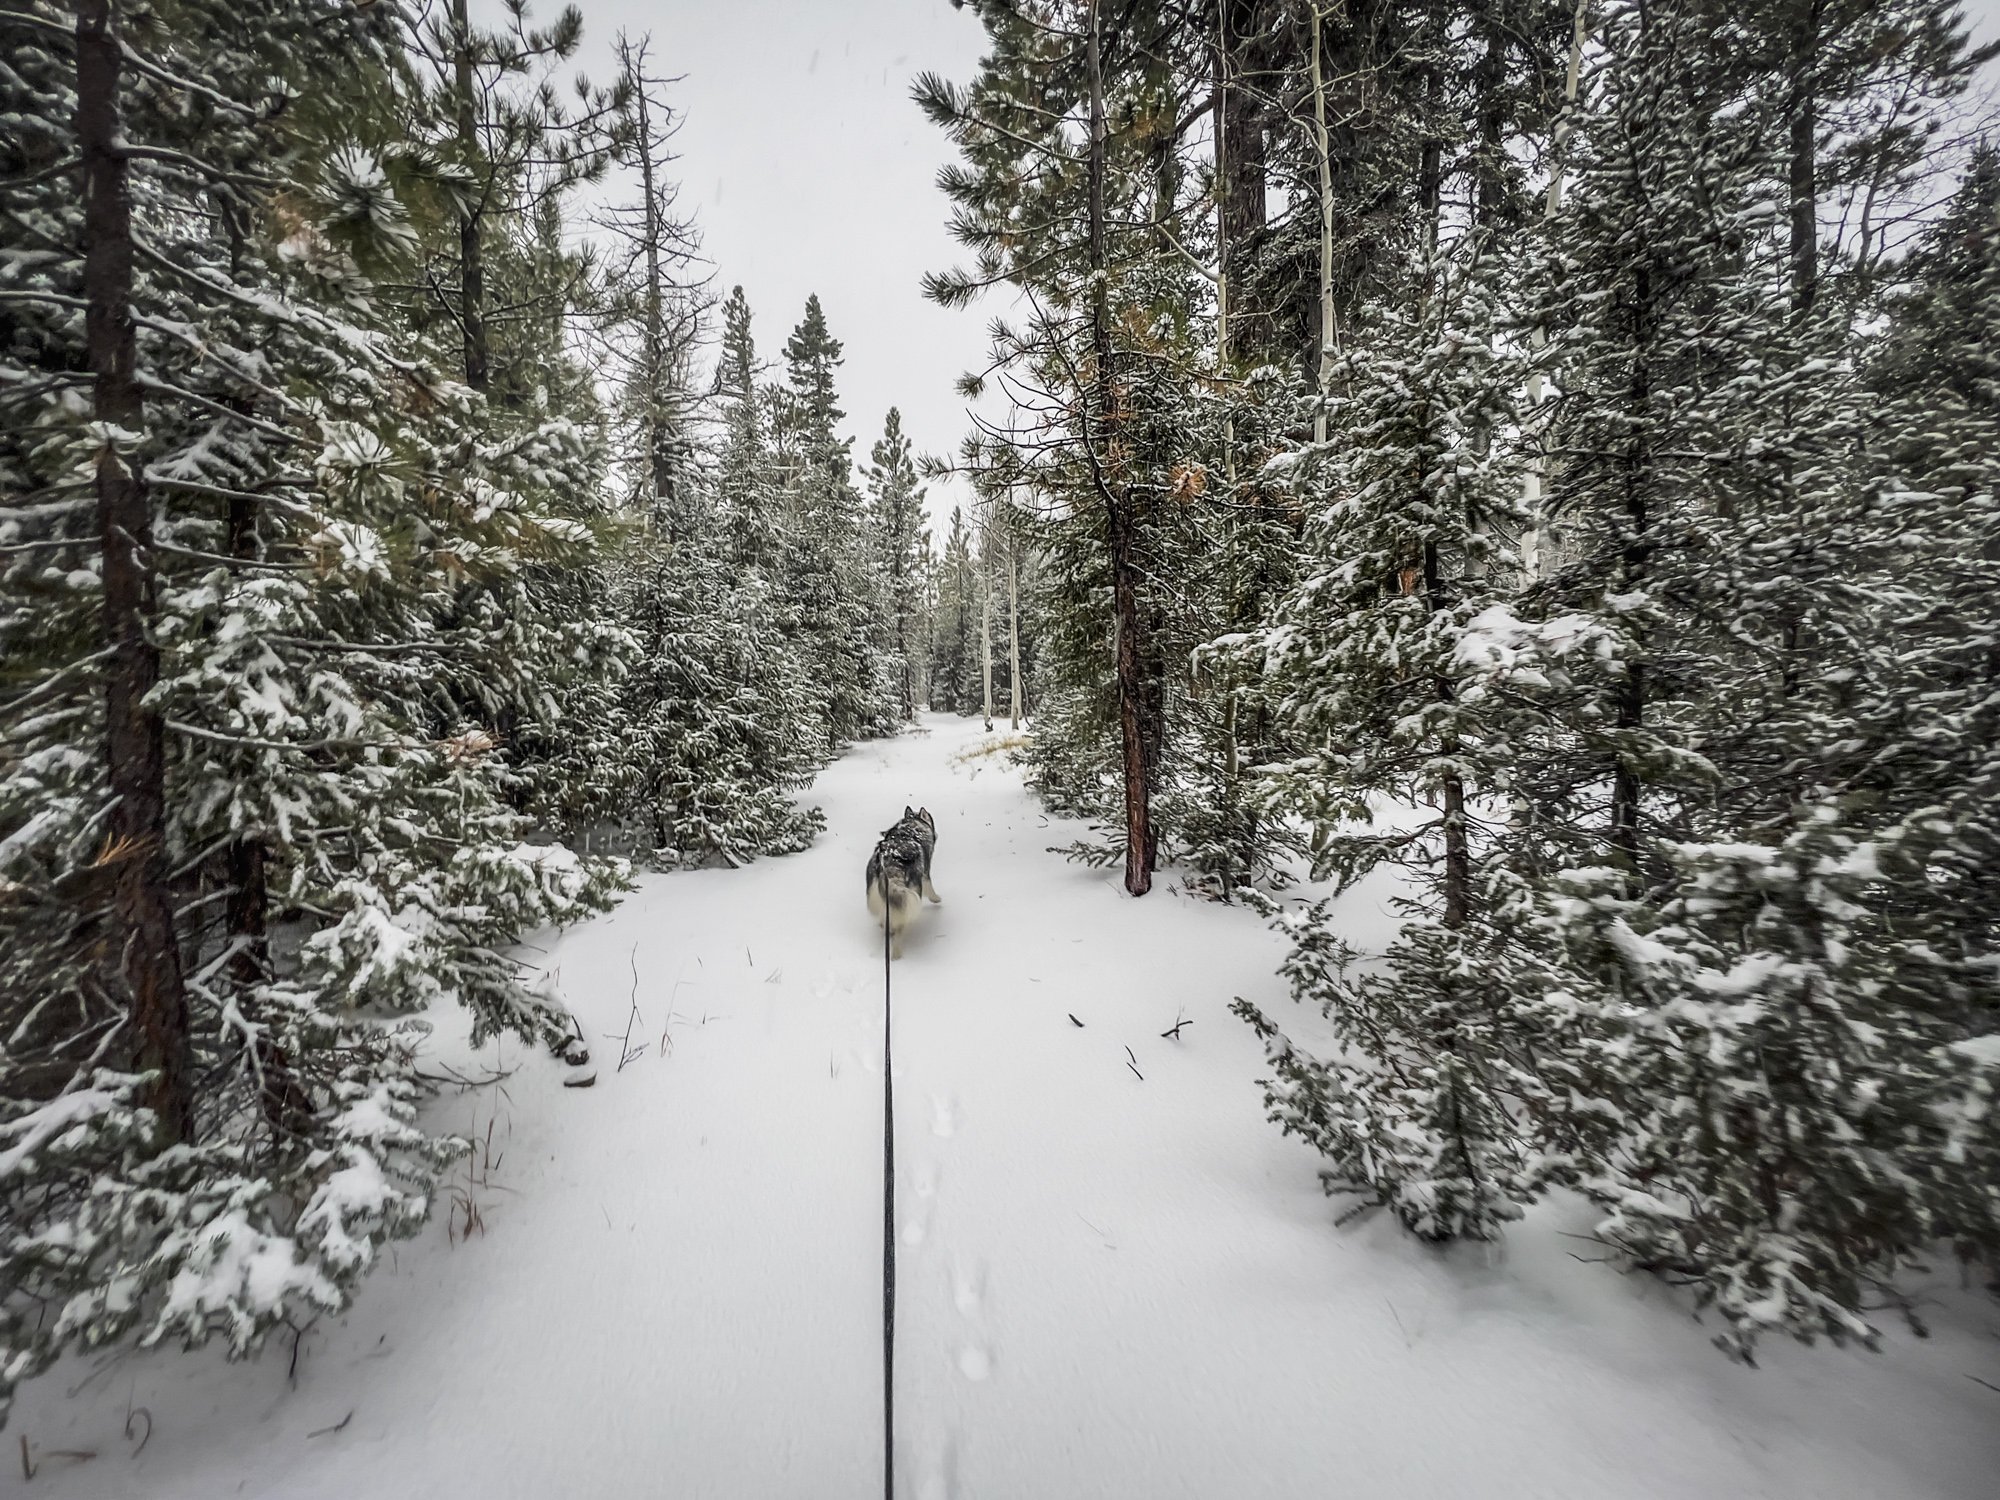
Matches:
[864,409,931,722]
[714,286,782,574]
[919,0,1212,894]
[930,506,980,714]
[619,492,825,864]
[775,296,895,748]
[0,0,623,1422]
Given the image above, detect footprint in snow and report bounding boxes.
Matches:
[951,1259,986,1320]
[918,1434,961,1500]
[902,1185,933,1247]
[929,1094,957,1139]
[951,1259,994,1384]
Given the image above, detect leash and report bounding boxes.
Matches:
[881,889,896,1500]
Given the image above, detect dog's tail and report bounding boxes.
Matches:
[866,865,922,934]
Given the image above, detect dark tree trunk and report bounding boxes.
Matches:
[77,0,195,1145]
[1473,17,1508,229]
[1609,265,1653,874]
[224,478,309,1139]
[631,49,679,530]
[1089,1,1153,896]
[1416,0,1444,255]
[1217,0,1267,361]
[225,836,309,1138]
[453,0,489,393]
[1423,518,1472,928]
[1786,5,1819,317]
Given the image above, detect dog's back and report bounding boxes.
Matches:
[866,806,940,958]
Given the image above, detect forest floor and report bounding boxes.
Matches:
[13,714,2000,1498]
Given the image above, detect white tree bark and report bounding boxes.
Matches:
[1006,521,1023,729]
[979,515,995,730]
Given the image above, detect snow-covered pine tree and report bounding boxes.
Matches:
[1814,133,2000,1299]
[395,0,640,839]
[714,285,784,575]
[920,0,1208,894]
[0,0,622,1423]
[930,504,981,715]
[1227,0,1571,1237]
[600,31,703,540]
[864,408,931,723]
[588,48,823,867]
[617,492,826,863]
[1456,0,1996,1355]
[773,295,897,749]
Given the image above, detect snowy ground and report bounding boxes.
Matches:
[13,714,2000,1498]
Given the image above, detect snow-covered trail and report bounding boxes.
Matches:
[14,715,2000,1499]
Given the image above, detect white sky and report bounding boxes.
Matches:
[511,0,2000,534]
[544,0,993,530]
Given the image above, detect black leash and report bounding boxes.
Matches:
[881,890,896,1500]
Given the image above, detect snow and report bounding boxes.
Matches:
[1952,1036,2000,1068]
[11,716,1998,1498]
[0,1087,127,1184]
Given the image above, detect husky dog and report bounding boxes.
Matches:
[866,805,941,958]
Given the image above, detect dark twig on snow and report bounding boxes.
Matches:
[1968,1374,2000,1395]
[286,1317,319,1387]
[1068,1013,1084,1028]
[306,1412,353,1439]
[413,1061,521,1090]
[123,1406,152,1457]
[616,946,647,1071]
[1125,1046,1143,1081]
[1385,1298,1412,1348]
[1160,1009,1191,1040]
[18,1437,96,1480]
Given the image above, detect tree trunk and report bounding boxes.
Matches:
[1006,526,1023,729]
[1416,0,1444,258]
[1217,0,1265,362]
[1414,24,1469,932]
[1424,539,1471,928]
[628,44,677,527]
[1089,0,1153,896]
[1210,7,1245,788]
[1473,19,1508,228]
[1610,263,1653,875]
[1310,1,1335,444]
[897,551,915,723]
[1786,6,1818,318]
[979,520,994,731]
[224,472,308,1140]
[453,0,489,394]
[77,0,195,1146]
[1520,0,1589,578]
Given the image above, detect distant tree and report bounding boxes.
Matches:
[865,409,932,722]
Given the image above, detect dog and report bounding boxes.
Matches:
[866,806,941,959]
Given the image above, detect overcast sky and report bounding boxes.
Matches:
[539,0,992,530]
[519,0,2000,531]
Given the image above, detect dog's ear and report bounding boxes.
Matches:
[919,806,932,823]
[904,804,916,820]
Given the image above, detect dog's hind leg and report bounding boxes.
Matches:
[923,874,941,903]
